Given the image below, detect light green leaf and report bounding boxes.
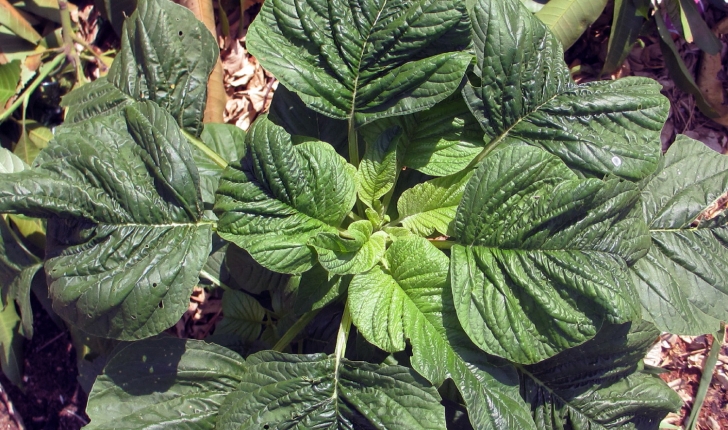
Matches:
[0,59,20,108]
[194,123,246,205]
[0,0,40,43]
[631,135,728,334]
[217,351,445,429]
[348,236,536,430]
[520,321,681,429]
[357,127,400,209]
[60,0,218,136]
[520,0,545,13]
[535,0,609,49]
[14,120,51,165]
[210,290,265,343]
[0,300,23,388]
[86,337,245,429]
[0,147,27,174]
[452,145,647,364]
[214,116,357,274]
[360,93,485,177]
[397,169,473,237]
[0,101,212,340]
[247,0,472,125]
[310,220,387,275]
[465,0,667,180]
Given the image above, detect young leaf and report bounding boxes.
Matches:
[85,337,245,429]
[631,135,728,334]
[0,101,213,340]
[535,0,609,50]
[520,321,681,428]
[247,0,472,124]
[348,236,536,430]
[210,289,265,343]
[357,127,400,209]
[396,169,473,237]
[194,123,246,205]
[216,351,446,429]
[465,0,667,180]
[60,0,218,136]
[451,145,648,364]
[0,300,23,388]
[310,220,387,275]
[360,95,485,177]
[214,116,357,274]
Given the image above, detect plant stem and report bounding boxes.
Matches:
[686,324,725,430]
[59,0,85,85]
[348,118,366,217]
[182,129,228,169]
[0,54,65,124]
[333,304,352,385]
[272,308,322,352]
[198,269,233,292]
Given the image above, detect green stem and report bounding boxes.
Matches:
[0,54,66,124]
[686,324,725,430]
[198,269,233,292]
[59,0,85,85]
[380,167,401,217]
[429,239,455,249]
[348,118,366,217]
[182,130,228,169]
[333,304,352,383]
[465,134,507,171]
[272,308,322,352]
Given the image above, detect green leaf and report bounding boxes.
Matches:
[194,123,246,205]
[0,300,23,388]
[357,127,400,209]
[0,101,212,340]
[520,0,545,13]
[8,263,40,338]
[224,244,291,295]
[603,0,649,74]
[0,59,20,108]
[247,0,472,125]
[0,0,41,43]
[678,0,721,54]
[93,0,138,36]
[85,337,245,429]
[631,135,728,334]
[310,220,387,275]
[268,84,348,154]
[294,263,350,314]
[348,236,536,430]
[520,321,682,429]
[465,0,667,180]
[214,116,357,274]
[0,147,27,174]
[535,0,609,49]
[210,289,265,343]
[14,120,51,165]
[60,0,218,136]
[216,351,445,429]
[360,94,485,177]
[451,145,647,364]
[397,169,473,237]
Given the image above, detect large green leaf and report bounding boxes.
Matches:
[520,321,681,429]
[194,123,246,205]
[631,135,728,334]
[0,101,212,340]
[86,337,245,429]
[247,0,472,125]
[209,289,265,344]
[396,169,473,237]
[310,220,387,275]
[216,350,445,429]
[535,0,609,49]
[60,0,218,136]
[451,145,647,364]
[348,236,536,430]
[214,116,357,274]
[356,127,400,209]
[360,94,485,177]
[603,0,650,74]
[464,0,667,180]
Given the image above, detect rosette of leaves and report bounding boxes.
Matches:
[0,0,715,427]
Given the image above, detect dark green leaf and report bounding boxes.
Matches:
[535,0,609,49]
[210,290,265,343]
[603,0,649,74]
[452,145,647,363]
[632,135,728,334]
[61,0,218,136]
[195,123,246,205]
[217,351,445,429]
[349,236,536,430]
[214,116,356,274]
[94,0,138,36]
[224,244,291,294]
[520,321,682,429]
[0,300,23,388]
[0,101,212,340]
[465,0,667,180]
[678,0,721,54]
[294,264,350,314]
[247,0,472,125]
[85,337,245,429]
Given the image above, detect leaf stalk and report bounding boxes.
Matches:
[182,130,228,169]
[272,308,322,352]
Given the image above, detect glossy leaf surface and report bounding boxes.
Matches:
[349,236,536,430]
[215,116,356,274]
[465,0,667,180]
[0,101,212,340]
[452,145,647,363]
[217,350,445,429]
[247,0,472,124]
[310,220,387,275]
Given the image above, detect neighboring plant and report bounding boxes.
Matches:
[2,0,728,427]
